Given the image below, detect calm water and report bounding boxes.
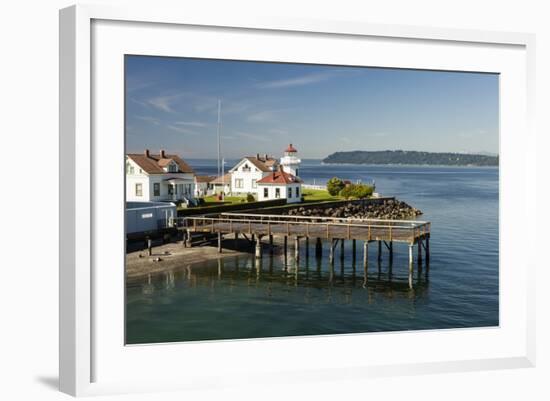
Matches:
[126,160,499,344]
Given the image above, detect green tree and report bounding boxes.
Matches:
[326,177,345,196]
[246,193,256,202]
[340,183,374,199]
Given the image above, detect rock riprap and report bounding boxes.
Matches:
[282,199,422,220]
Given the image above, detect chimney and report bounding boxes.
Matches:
[160,149,166,159]
[264,153,268,160]
[279,164,285,172]
[144,149,150,158]
[256,153,260,160]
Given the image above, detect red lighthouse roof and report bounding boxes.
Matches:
[257,166,302,185]
[285,143,297,153]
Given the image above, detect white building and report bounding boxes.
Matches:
[126,149,196,203]
[210,173,232,195]
[229,154,278,197]
[194,175,215,197]
[257,166,302,203]
[280,143,301,177]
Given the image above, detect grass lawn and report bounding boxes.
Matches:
[202,195,247,205]
[302,188,342,203]
[204,189,341,204]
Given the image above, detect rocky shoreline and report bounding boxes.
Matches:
[282,199,422,220]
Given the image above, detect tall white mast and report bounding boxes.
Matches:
[216,99,221,180]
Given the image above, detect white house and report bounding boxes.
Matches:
[126,149,196,203]
[194,175,215,197]
[229,154,278,197]
[210,173,232,195]
[257,165,303,203]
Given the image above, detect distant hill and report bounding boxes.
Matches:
[323,150,498,166]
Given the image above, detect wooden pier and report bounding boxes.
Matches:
[178,212,430,288]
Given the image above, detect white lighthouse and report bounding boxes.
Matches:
[280,143,301,177]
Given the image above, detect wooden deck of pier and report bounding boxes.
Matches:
[184,212,430,245]
[177,212,430,288]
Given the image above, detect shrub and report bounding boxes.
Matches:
[246,193,256,202]
[326,177,345,196]
[339,183,374,199]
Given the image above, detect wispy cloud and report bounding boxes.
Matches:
[174,121,209,128]
[147,94,184,113]
[135,116,161,125]
[268,128,288,135]
[256,72,333,89]
[247,110,277,123]
[167,125,200,136]
[235,132,272,142]
[126,79,156,93]
[247,109,290,123]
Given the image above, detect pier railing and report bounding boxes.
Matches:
[180,212,430,244]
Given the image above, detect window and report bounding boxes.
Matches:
[275,188,280,198]
[135,183,142,197]
[153,183,160,196]
[242,164,251,172]
[168,163,178,172]
[264,188,268,198]
[252,179,257,188]
[288,187,292,198]
[295,169,299,177]
[168,185,174,195]
[295,186,300,198]
[235,179,244,189]
[126,162,134,175]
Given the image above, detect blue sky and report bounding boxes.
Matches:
[126,56,499,159]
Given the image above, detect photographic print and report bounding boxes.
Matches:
[124,56,499,344]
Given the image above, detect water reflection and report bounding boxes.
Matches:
[129,252,429,302]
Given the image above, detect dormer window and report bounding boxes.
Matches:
[168,163,178,173]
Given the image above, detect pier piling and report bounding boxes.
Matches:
[147,238,152,256]
[363,241,368,279]
[352,239,356,261]
[425,236,430,266]
[340,239,345,261]
[186,229,192,248]
[217,232,222,253]
[255,236,262,259]
[294,236,300,261]
[378,241,382,262]
[408,244,414,288]
[329,239,335,265]
[315,238,322,258]
[418,238,423,265]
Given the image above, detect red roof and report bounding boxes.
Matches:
[285,143,297,153]
[257,169,301,185]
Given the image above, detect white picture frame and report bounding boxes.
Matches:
[59,4,536,397]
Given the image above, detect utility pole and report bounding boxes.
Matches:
[216,99,221,180]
